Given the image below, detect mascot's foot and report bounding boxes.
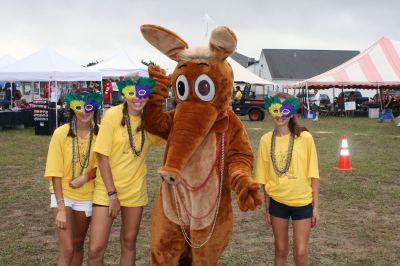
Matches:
[158,166,182,185]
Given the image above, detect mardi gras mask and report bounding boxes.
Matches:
[116,77,155,100]
[65,92,103,114]
[264,96,300,118]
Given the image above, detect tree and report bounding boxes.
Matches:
[141,59,156,66]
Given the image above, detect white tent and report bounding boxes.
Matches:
[0,55,16,68]
[0,47,102,81]
[227,57,275,86]
[90,50,148,77]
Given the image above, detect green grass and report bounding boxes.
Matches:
[0,116,399,265]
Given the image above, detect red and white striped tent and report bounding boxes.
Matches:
[285,37,400,89]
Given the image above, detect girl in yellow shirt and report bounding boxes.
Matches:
[88,77,165,265]
[44,89,103,265]
[255,92,320,266]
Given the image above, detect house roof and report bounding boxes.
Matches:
[231,51,257,67]
[262,49,360,80]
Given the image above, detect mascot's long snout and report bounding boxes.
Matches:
[158,101,218,185]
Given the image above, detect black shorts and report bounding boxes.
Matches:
[269,198,313,220]
[93,203,108,207]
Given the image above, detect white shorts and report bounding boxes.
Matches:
[50,194,92,217]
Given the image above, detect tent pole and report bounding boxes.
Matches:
[378,83,382,110]
[55,81,58,128]
[10,81,13,108]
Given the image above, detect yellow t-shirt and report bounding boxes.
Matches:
[255,130,319,206]
[235,90,242,101]
[93,104,165,207]
[44,124,97,201]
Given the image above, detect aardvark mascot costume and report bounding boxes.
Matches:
[140,24,263,265]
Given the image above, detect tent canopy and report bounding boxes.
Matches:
[285,37,400,89]
[90,50,148,78]
[0,55,16,68]
[227,57,275,86]
[0,47,101,81]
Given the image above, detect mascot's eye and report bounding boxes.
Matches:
[194,74,215,102]
[175,75,189,101]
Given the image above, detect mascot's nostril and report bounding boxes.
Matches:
[169,177,175,182]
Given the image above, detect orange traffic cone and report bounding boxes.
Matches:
[336,135,353,170]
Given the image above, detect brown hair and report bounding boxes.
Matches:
[67,109,99,137]
[274,92,308,137]
[120,101,143,133]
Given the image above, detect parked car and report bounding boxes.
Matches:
[334,91,369,111]
[299,93,332,111]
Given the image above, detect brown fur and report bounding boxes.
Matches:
[141,24,262,265]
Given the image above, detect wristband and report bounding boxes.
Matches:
[107,188,117,197]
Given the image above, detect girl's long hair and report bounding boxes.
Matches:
[120,101,143,133]
[274,92,308,137]
[67,109,100,137]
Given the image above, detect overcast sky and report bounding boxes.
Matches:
[1,0,400,69]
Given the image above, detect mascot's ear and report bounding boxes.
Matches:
[141,24,188,62]
[209,26,237,60]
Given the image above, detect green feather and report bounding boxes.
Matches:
[116,80,136,93]
[137,77,155,93]
[84,92,104,106]
[64,93,83,105]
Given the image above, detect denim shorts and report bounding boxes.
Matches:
[269,197,313,220]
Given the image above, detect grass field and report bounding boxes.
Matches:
[0,116,399,266]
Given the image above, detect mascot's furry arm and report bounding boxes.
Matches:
[227,115,263,211]
[144,65,174,140]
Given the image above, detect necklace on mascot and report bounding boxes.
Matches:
[172,131,226,249]
[71,118,93,179]
[270,129,294,176]
[124,107,145,156]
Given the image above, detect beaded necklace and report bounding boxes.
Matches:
[270,129,294,176]
[124,107,145,156]
[71,118,94,179]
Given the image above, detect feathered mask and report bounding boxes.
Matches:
[65,92,103,114]
[264,96,300,118]
[116,77,155,100]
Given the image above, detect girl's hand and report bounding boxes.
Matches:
[108,196,120,219]
[312,207,320,228]
[69,174,89,189]
[265,212,271,226]
[55,207,67,229]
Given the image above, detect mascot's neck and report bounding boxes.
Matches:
[211,109,230,133]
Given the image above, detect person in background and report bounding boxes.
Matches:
[234,85,243,102]
[88,77,165,266]
[256,92,320,266]
[378,89,394,123]
[311,89,320,121]
[44,89,103,265]
[337,93,345,117]
[296,94,304,117]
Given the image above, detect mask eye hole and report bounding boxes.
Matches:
[138,89,146,96]
[85,104,93,112]
[128,91,135,96]
[194,74,215,102]
[273,109,279,114]
[175,75,189,101]
[75,106,82,111]
[281,109,290,115]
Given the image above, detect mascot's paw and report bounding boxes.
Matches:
[237,181,263,211]
[148,65,171,98]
